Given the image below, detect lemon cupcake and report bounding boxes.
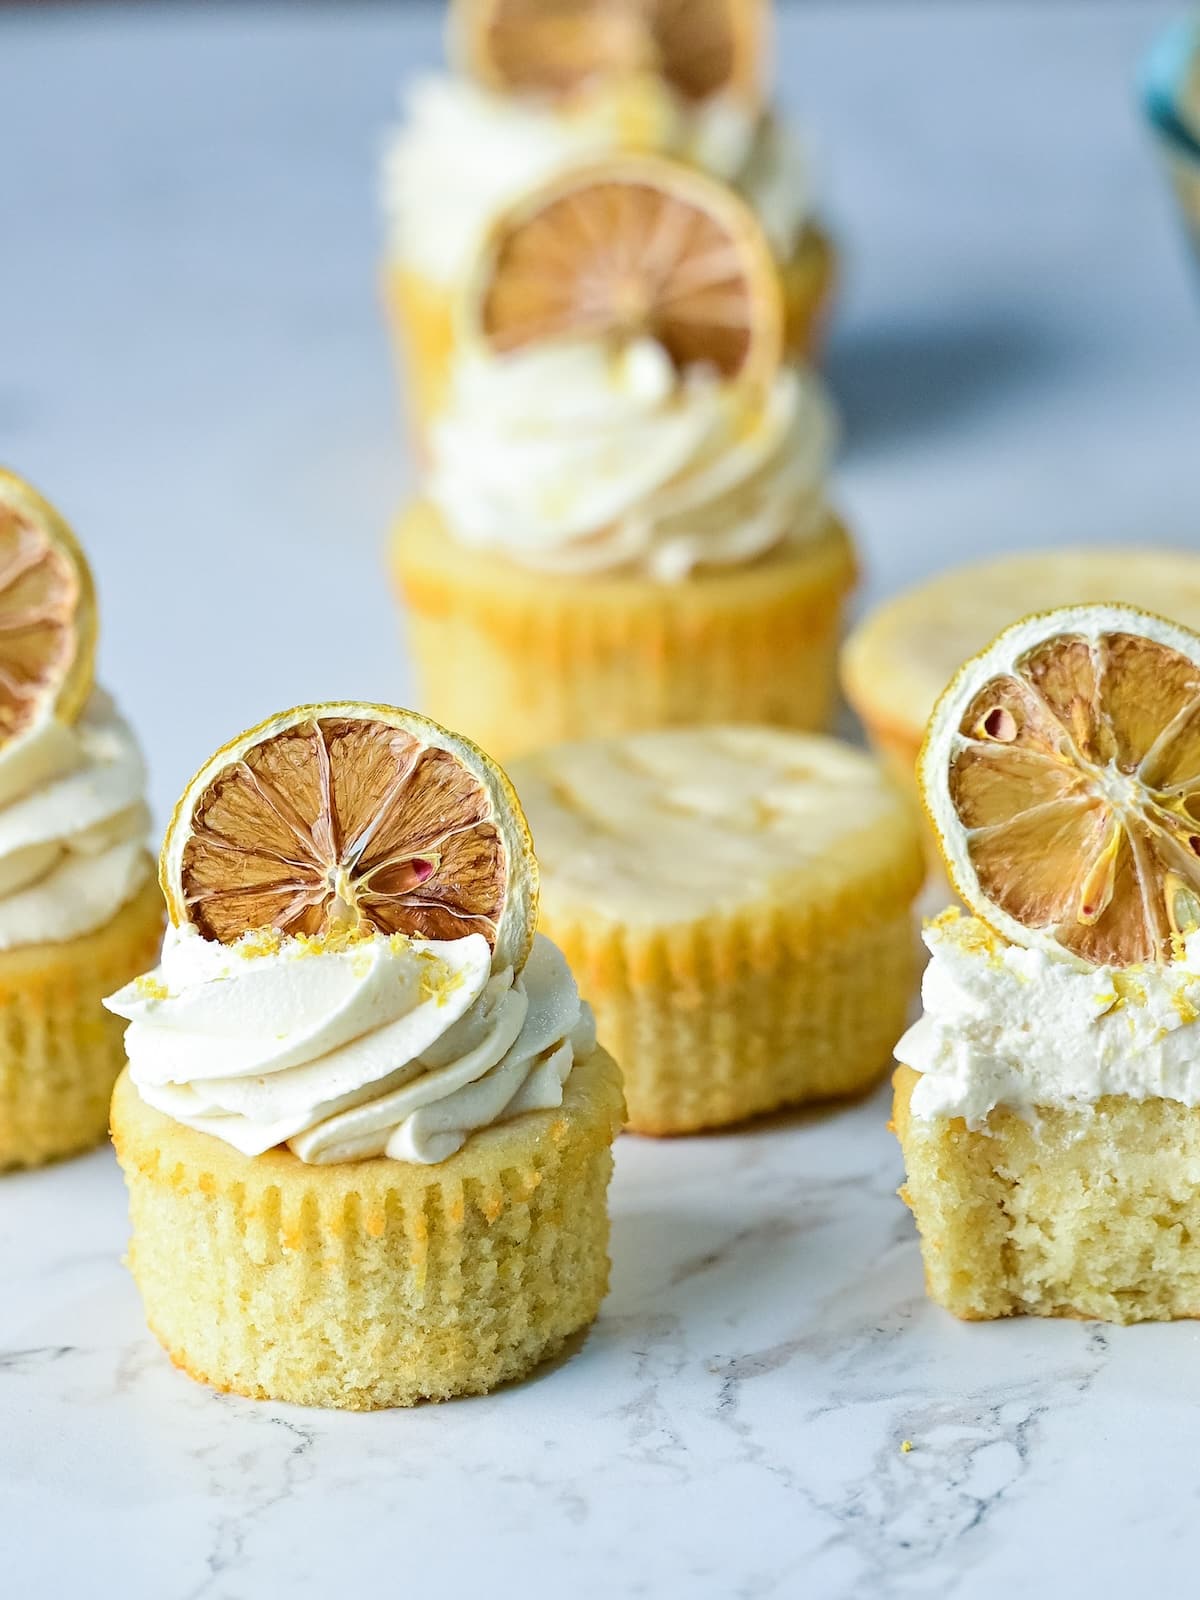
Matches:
[381,0,835,430]
[107,702,624,1409]
[511,726,923,1135]
[842,547,1200,803]
[0,471,161,1169]
[391,158,856,761]
[895,603,1200,1323]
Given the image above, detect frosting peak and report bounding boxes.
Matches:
[897,909,1200,1124]
[429,340,836,580]
[382,73,811,284]
[107,927,594,1165]
[0,690,151,949]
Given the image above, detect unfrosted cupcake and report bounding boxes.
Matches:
[391,157,856,760]
[0,470,162,1169]
[381,0,835,429]
[511,726,924,1133]
[841,547,1200,805]
[108,701,624,1409]
[895,603,1200,1322]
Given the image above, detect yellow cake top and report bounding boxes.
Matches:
[841,548,1200,743]
[511,726,923,928]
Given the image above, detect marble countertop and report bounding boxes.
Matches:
[2,3,1200,1596]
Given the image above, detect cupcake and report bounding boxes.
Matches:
[841,547,1200,804]
[895,603,1200,1322]
[107,702,624,1408]
[381,0,835,431]
[511,726,924,1134]
[0,470,162,1169]
[391,157,856,761]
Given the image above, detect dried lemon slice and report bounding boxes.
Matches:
[161,703,538,972]
[467,154,783,383]
[0,469,97,745]
[453,0,766,107]
[920,603,1200,969]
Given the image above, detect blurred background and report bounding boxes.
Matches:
[1,0,1197,821]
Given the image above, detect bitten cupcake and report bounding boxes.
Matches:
[895,603,1200,1322]
[0,470,162,1169]
[107,702,624,1409]
[391,157,856,761]
[511,726,924,1134]
[381,0,835,429]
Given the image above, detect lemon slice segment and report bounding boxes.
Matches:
[161,703,538,972]
[0,469,97,745]
[920,603,1200,968]
[453,0,767,107]
[468,154,783,383]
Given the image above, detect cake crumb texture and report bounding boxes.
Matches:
[893,1063,1200,1323]
[0,873,163,1170]
[111,1047,625,1409]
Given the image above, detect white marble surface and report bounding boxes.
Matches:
[2,2,1200,1595]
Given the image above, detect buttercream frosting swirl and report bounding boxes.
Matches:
[106,926,594,1166]
[381,73,812,283]
[429,338,836,580]
[0,690,151,949]
[897,909,1200,1125]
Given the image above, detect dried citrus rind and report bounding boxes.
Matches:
[467,154,782,383]
[920,603,1200,969]
[161,703,538,973]
[452,0,767,107]
[0,468,96,746]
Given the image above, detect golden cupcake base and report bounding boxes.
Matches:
[0,872,163,1171]
[556,906,918,1136]
[391,503,858,762]
[111,1047,625,1409]
[782,224,838,360]
[893,1064,1200,1324]
[512,727,925,1135]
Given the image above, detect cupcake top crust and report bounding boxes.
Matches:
[511,726,924,929]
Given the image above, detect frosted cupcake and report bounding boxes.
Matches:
[108,701,624,1409]
[381,0,835,429]
[0,470,162,1169]
[512,727,924,1133]
[895,603,1200,1322]
[391,157,856,760]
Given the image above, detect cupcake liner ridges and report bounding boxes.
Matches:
[543,871,920,1137]
[112,1047,625,1410]
[392,503,858,761]
[0,872,164,1170]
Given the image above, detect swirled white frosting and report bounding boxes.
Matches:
[429,338,835,580]
[381,73,811,283]
[896,910,1200,1126]
[106,926,595,1166]
[0,690,151,950]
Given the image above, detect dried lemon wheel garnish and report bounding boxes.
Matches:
[0,469,97,744]
[160,703,538,971]
[920,603,1200,968]
[467,154,783,383]
[453,0,766,107]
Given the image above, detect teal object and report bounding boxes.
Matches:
[1142,16,1200,267]
[1143,16,1200,161]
